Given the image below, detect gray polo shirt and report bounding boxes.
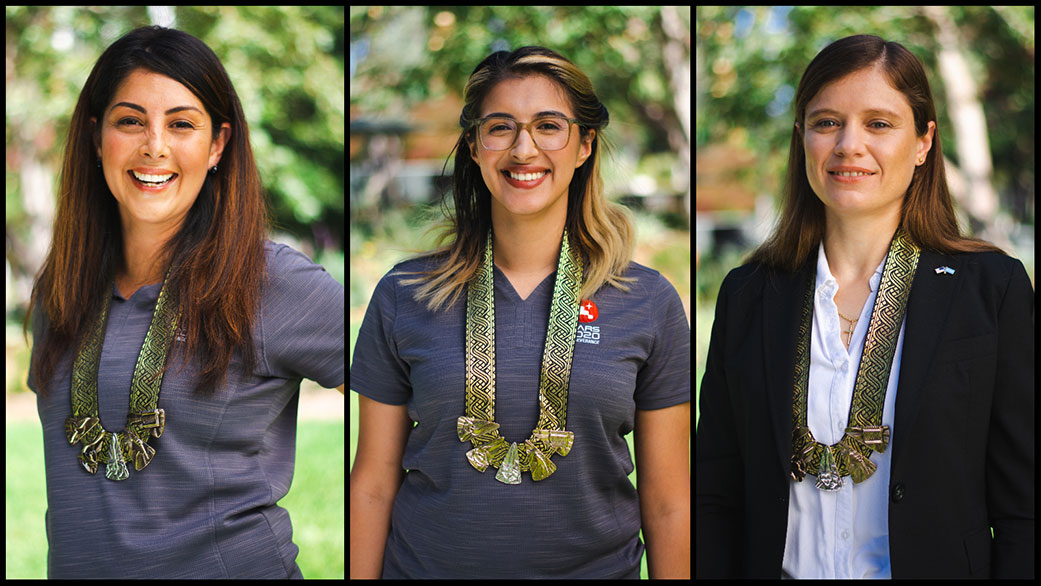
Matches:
[350,255,690,579]
[29,241,344,579]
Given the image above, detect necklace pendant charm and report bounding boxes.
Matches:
[815,445,842,491]
[105,433,130,481]
[495,442,522,485]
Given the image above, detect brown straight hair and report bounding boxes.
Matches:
[25,26,268,396]
[747,34,1001,272]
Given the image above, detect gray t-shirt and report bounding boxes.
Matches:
[350,255,690,579]
[29,241,344,579]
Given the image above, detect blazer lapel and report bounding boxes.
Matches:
[890,250,964,469]
[762,257,818,477]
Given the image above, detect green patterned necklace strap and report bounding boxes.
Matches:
[65,272,179,481]
[457,228,581,484]
[790,228,919,489]
[535,229,582,431]
[463,229,497,423]
[69,289,111,418]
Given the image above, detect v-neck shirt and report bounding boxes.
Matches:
[351,254,690,579]
[29,241,345,579]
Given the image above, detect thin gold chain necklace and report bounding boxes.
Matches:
[836,308,859,348]
[457,228,581,484]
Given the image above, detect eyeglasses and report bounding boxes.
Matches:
[475,115,578,151]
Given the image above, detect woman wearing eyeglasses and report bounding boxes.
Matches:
[350,47,690,579]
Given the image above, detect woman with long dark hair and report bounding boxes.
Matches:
[696,35,1033,579]
[350,46,690,578]
[25,26,344,578]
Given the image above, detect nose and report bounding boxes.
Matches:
[834,125,868,158]
[510,126,539,158]
[139,124,169,159]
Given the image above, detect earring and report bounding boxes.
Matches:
[209,165,218,174]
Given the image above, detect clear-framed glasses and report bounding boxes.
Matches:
[475,115,578,151]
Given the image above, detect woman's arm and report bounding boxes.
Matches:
[349,395,411,579]
[635,402,691,579]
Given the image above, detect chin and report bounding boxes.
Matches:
[497,194,558,217]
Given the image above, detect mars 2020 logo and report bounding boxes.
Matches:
[577,300,600,344]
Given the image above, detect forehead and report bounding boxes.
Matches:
[108,69,205,113]
[806,66,911,118]
[480,74,573,119]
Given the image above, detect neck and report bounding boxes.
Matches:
[119,221,179,287]
[490,209,567,277]
[822,210,899,283]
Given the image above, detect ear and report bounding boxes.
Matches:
[575,129,595,168]
[915,120,936,164]
[208,122,232,168]
[468,133,480,166]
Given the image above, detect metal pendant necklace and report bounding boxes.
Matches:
[65,273,179,480]
[790,229,919,490]
[457,228,581,484]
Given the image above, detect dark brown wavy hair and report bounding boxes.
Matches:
[399,46,635,312]
[25,26,268,396]
[747,34,1002,272]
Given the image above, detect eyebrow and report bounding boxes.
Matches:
[807,107,902,120]
[483,110,570,119]
[111,101,204,116]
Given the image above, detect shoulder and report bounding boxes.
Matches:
[715,260,801,303]
[587,261,689,333]
[261,239,343,302]
[355,252,458,319]
[382,253,445,287]
[594,261,686,314]
[942,249,1025,276]
[364,253,447,304]
[616,261,681,296]
[924,249,1031,293]
[264,239,334,275]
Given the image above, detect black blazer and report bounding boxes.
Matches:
[695,249,1034,579]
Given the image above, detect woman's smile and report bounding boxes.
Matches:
[500,167,551,189]
[127,167,180,192]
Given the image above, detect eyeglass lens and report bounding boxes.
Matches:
[479,117,571,151]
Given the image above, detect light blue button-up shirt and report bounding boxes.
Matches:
[782,242,904,579]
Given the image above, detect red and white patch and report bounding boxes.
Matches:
[579,300,599,323]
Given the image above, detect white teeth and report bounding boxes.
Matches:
[831,171,873,177]
[506,170,548,181]
[131,170,175,183]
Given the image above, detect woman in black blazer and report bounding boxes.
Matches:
[695,35,1033,579]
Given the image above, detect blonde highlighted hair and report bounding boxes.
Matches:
[400,46,634,311]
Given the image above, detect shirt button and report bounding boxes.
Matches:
[891,483,906,503]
